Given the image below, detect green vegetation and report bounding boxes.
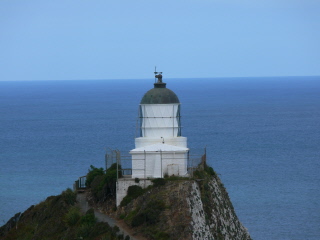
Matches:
[192,163,242,240]
[86,165,104,187]
[120,178,167,207]
[131,199,166,227]
[64,206,81,226]
[87,163,122,202]
[119,178,173,240]
[120,185,146,207]
[204,165,216,177]
[151,178,166,187]
[193,161,217,179]
[0,188,125,240]
[61,188,77,205]
[117,162,223,240]
[80,208,97,226]
[122,196,167,240]
[164,175,190,181]
[128,161,250,240]
[119,161,215,208]
[1,159,250,240]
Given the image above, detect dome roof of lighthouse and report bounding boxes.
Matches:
[140,82,180,104]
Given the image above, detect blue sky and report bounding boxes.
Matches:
[1,0,319,80]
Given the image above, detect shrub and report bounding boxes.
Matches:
[120,196,132,207]
[87,163,123,201]
[90,174,105,198]
[120,185,145,207]
[77,223,92,238]
[155,231,170,240]
[107,163,122,178]
[131,213,145,227]
[144,200,165,225]
[103,163,122,198]
[86,165,104,187]
[100,233,113,240]
[80,208,96,226]
[131,199,165,227]
[151,178,166,187]
[61,188,77,205]
[205,166,216,177]
[127,185,144,197]
[64,206,81,226]
[89,222,113,238]
[112,225,120,233]
[193,170,205,179]
[124,209,138,222]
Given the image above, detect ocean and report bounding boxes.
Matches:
[0,76,319,239]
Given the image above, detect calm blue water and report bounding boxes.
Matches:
[0,77,319,239]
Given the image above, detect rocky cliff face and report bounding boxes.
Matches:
[187,177,250,240]
[1,167,251,240]
[117,168,251,240]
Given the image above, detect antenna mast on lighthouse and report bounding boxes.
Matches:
[154,66,163,83]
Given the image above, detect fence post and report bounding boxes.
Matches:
[116,150,119,183]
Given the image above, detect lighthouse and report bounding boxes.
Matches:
[116,72,189,205]
[130,72,189,178]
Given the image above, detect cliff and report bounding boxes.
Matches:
[116,167,251,240]
[1,166,251,240]
[0,189,122,240]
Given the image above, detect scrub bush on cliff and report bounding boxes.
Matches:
[86,165,104,187]
[120,185,145,207]
[61,188,77,205]
[131,199,166,227]
[87,163,122,201]
[64,206,81,226]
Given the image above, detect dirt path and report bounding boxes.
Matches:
[76,192,147,240]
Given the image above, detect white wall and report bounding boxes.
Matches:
[131,151,188,178]
[140,104,180,138]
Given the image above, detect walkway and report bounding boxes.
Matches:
[76,192,143,240]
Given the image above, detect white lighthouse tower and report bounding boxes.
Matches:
[130,72,189,178]
[116,72,189,205]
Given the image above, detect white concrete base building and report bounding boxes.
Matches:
[131,143,188,178]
